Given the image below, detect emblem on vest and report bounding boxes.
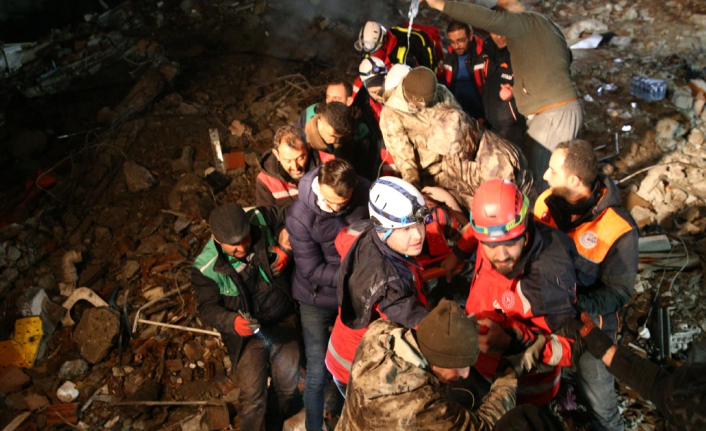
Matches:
[579,231,598,249]
[501,73,513,80]
[501,291,516,310]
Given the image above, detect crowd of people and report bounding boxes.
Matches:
[189,1,706,430]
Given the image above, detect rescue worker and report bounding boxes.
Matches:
[295,80,354,129]
[535,140,638,431]
[326,176,459,394]
[191,204,298,431]
[415,106,533,212]
[380,66,462,189]
[421,0,583,192]
[442,179,578,406]
[562,312,706,431]
[477,32,527,148]
[337,299,548,431]
[303,101,377,182]
[285,159,370,431]
[352,21,444,99]
[256,125,332,207]
[440,21,486,122]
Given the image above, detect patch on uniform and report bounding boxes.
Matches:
[579,231,598,249]
[541,212,550,222]
[501,291,516,310]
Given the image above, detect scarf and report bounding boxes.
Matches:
[545,180,603,232]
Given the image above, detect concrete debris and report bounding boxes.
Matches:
[58,359,90,380]
[172,146,196,173]
[73,307,120,364]
[123,161,158,192]
[0,366,31,394]
[61,287,110,326]
[122,260,142,281]
[57,381,80,403]
[563,19,609,42]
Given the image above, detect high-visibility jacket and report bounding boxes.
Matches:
[255,149,333,207]
[534,173,638,336]
[456,221,578,406]
[440,35,486,97]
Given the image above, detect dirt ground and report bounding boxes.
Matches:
[0,0,705,429]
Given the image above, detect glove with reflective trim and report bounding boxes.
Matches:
[268,246,292,277]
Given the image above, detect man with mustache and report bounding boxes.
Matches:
[450,179,579,407]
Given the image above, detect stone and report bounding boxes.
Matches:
[73,307,120,364]
[24,393,50,411]
[168,173,215,218]
[630,206,656,227]
[58,359,90,380]
[184,339,205,362]
[37,273,56,290]
[244,151,259,167]
[96,207,129,230]
[688,129,705,146]
[6,245,21,261]
[0,223,23,241]
[283,409,307,431]
[564,19,608,41]
[177,102,200,116]
[171,146,195,173]
[122,260,141,280]
[135,234,167,255]
[0,366,30,394]
[4,267,19,282]
[672,86,694,111]
[123,161,157,193]
[655,118,684,140]
[77,264,106,288]
[182,412,208,431]
[56,382,79,403]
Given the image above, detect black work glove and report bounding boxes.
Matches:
[557,312,614,361]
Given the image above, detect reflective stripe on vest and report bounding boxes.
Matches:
[318,150,335,163]
[256,172,298,200]
[327,338,352,371]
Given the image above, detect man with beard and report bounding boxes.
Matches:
[535,140,638,431]
[449,179,578,406]
[256,125,333,207]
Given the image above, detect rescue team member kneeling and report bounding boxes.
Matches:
[326,177,433,395]
[442,179,578,406]
[337,299,549,431]
[190,204,298,431]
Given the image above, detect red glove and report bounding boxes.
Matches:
[234,315,254,337]
[268,246,291,277]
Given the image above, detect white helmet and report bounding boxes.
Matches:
[359,57,387,81]
[369,177,430,230]
[354,21,387,53]
[384,64,412,93]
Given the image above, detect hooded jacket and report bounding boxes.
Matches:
[425,107,533,210]
[336,319,517,431]
[380,82,462,189]
[255,148,330,207]
[534,173,638,334]
[191,207,294,367]
[286,167,370,310]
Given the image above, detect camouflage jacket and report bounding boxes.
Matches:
[380,83,461,189]
[336,319,517,431]
[425,107,534,210]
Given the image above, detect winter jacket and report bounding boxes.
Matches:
[534,173,638,336]
[380,82,462,189]
[304,113,378,182]
[326,220,429,384]
[440,36,487,120]
[455,220,578,406]
[425,107,533,210]
[191,207,294,366]
[443,2,579,116]
[336,319,517,431]
[255,149,331,208]
[477,40,526,135]
[286,167,370,310]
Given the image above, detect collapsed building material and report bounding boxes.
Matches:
[61,287,109,326]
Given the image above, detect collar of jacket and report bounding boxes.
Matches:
[545,173,618,229]
[298,167,363,218]
[211,226,263,276]
[305,113,343,151]
[258,149,319,184]
[499,219,544,280]
[371,222,423,266]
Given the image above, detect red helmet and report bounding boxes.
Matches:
[470,179,530,243]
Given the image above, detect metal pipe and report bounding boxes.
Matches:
[136,318,221,337]
[132,283,191,333]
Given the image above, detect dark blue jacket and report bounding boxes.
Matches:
[286,167,370,310]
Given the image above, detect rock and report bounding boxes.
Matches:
[694,96,705,117]
[688,129,705,146]
[37,273,56,290]
[135,234,167,255]
[630,206,656,227]
[622,8,638,20]
[564,19,608,41]
[690,14,706,27]
[4,267,19,282]
[0,223,23,241]
[0,366,30,394]
[58,359,90,380]
[168,173,215,219]
[57,382,79,403]
[123,161,157,192]
[122,260,141,280]
[609,36,632,48]
[655,118,684,140]
[177,102,200,116]
[6,245,21,261]
[24,393,50,411]
[244,151,259,167]
[171,146,195,173]
[73,307,120,364]
[96,207,129,230]
[184,340,205,362]
[283,409,307,431]
[77,264,106,288]
[228,119,247,137]
[182,412,208,431]
[671,86,694,111]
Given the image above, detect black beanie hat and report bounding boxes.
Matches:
[403,67,437,104]
[416,299,479,369]
[208,204,250,245]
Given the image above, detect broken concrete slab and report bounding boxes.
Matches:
[135,233,168,255]
[61,287,110,326]
[672,86,694,111]
[167,173,215,219]
[73,307,120,364]
[122,260,141,281]
[0,366,31,394]
[123,161,157,192]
